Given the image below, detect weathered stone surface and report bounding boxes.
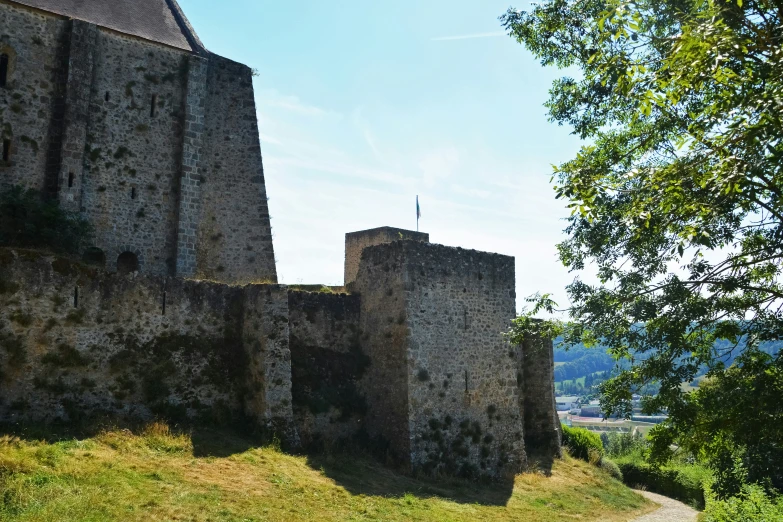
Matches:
[288,291,366,448]
[344,227,429,285]
[350,240,528,478]
[0,248,293,436]
[0,1,277,284]
[0,0,559,479]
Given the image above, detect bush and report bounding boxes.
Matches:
[704,485,783,522]
[600,458,623,481]
[561,425,604,463]
[617,459,710,509]
[0,185,92,254]
[602,431,647,458]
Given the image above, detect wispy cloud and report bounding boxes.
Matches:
[450,184,491,199]
[352,107,383,160]
[257,89,335,117]
[431,31,506,42]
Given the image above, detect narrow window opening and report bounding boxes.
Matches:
[162,290,167,315]
[150,94,157,117]
[67,172,74,188]
[464,309,468,330]
[104,91,110,102]
[73,287,79,308]
[0,53,8,88]
[464,370,469,393]
[131,187,136,199]
[2,139,10,162]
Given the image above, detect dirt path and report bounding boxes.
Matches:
[631,490,700,522]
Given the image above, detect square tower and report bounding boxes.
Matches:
[349,238,528,478]
[344,227,429,285]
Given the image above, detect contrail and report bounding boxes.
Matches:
[431,31,506,41]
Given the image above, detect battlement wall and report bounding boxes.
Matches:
[0,248,292,435]
[348,240,532,477]
[344,227,428,285]
[288,290,366,448]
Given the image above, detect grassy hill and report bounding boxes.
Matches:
[0,423,655,521]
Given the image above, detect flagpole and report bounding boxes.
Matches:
[416,195,419,232]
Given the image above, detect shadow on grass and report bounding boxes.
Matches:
[189,427,259,457]
[0,421,259,458]
[0,422,530,507]
[304,451,515,507]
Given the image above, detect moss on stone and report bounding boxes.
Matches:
[64,309,86,325]
[0,330,26,367]
[41,343,91,367]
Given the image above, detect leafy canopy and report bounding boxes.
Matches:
[502,0,783,496]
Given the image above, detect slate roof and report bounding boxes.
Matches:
[10,0,205,53]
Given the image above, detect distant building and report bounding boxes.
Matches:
[556,396,579,411]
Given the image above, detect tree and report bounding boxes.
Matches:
[502,0,783,496]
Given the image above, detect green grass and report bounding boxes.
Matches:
[0,423,656,521]
[556,376,587,389]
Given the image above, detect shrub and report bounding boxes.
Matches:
[600,458,623,481]
[562,425,603,462]
[617,459,709,509]
[603,431,647,458]
[0,185,92,254]
[703,485,783,522]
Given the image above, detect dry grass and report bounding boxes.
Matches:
[0,424,656,521]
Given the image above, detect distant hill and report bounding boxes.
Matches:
[553,336,783,386]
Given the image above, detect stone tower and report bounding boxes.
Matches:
[0,0,277,284]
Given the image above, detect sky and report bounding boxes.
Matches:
[178,0,586,309]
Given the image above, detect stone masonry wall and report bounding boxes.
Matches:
[344,227,429,285]
[174,55,207,278]
[520,334,562,458]
[57,19,97,213]
[288,290,366,448]
[399,241,526,478]
[195,55,277,284]
[81,29,189,276]
[0,1,67,189]
[242,284,295,439]
[1,2,278,285]
[0,248,293,437]
[349,244,412,464]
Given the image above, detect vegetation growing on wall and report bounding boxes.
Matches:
[290,342,369,421]
[0,185,92,254]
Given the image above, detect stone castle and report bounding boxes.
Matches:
[0,0,560,477]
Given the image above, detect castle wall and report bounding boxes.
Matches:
[350,244,412,464]
[344,227,428,285]
[195,55,277,284]
[288,290,366,448]
[80,29,189,275]
[0,248,293,436]
[0,1,68,190]
[520,334,562,458]
[0,1,278,284]
[399,242,526,478]
[57,19,98,213]
[242,284,295,438]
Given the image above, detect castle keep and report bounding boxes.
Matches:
[0,0,560,478]
[0,0,276,283]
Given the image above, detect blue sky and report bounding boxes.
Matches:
[179,0,585,308]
